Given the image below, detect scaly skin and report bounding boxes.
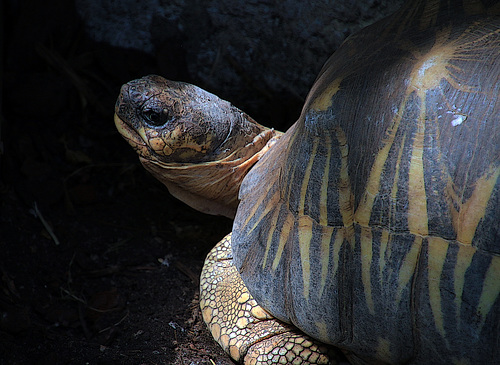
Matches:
[200,233,337,365]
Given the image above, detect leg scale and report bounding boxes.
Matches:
[200,233,338,364]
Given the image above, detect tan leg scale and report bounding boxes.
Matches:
[200,233,337,364]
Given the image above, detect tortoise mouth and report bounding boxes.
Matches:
[114,113,153,159]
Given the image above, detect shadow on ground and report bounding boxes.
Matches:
[0,0,301,363]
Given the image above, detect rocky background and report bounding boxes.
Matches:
[75,0,403,127]
[1,0,402,364]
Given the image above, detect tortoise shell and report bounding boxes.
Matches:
[232,1,499,363]
[114,0,500,363]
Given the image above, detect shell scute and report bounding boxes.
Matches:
[233,10,500,364]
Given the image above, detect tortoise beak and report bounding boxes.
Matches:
[114,113,152,158]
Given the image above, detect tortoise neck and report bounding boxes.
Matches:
[140,126,282,219]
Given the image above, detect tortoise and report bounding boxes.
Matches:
[114,0,500,363]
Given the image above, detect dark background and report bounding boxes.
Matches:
[0,0,400,363]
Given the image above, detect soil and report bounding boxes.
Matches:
[0,1,388,364]
[0,1,245,364]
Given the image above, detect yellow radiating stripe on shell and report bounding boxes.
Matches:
[298,139,319,215]
[453,165,500,245]
[354,106,403,227]
[298,216,314,301]
[272,213,294,271]
[396,235,422,305]
[360,227,375,314]
[241,187,270,228]
[478,255,500,330]
[319,134,331,226]
[310,77,343,111]
[378,129,402,294]
[295,137,318,300]
[262,207,282,269]
[408,27,454,100]
[408,108,428,235]
[428,236,449,340]
[453,244,475,330]
[315,321,329,342]
[375,337,392,363]
[391,134,406,203]
[319,227,336,297]
[244,189,280,236]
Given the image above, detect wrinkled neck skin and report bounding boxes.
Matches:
[142,117,281,219]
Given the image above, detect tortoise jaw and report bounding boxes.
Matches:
[114,113,152,158]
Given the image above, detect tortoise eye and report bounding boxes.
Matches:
[142,108,172,127]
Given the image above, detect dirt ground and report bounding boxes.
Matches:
[0,1,267,364]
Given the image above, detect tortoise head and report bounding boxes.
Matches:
[114,75,281,218]
[115,75,240,163]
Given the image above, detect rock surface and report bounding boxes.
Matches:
[76,0,404,127]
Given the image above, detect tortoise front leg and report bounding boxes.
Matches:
[200,233,337,364]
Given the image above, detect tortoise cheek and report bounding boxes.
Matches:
[144,124,217,162]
